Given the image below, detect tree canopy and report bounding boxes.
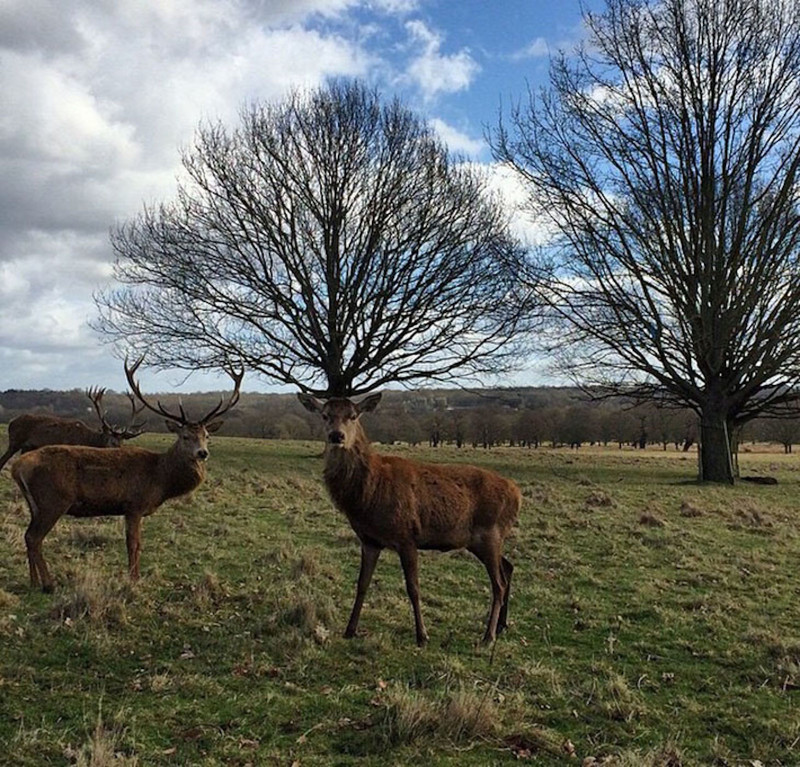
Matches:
[492,0,800,482]
[96,80,527,397]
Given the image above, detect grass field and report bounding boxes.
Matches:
[2,428,800,765]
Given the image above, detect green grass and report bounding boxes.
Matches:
[2,431,800,765]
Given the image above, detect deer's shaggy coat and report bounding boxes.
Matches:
[11,358,240,593]
[299,393,521,645]
[0,389,144,471]
[0,414,120,471]
[12,421,218,592]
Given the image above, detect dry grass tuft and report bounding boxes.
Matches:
[597,742,684,766]
[503,660,564,697]
[744,630,800,687]
[148,673,173,693]
[639,512,666,527]
[0,587,19,609]
[584,490,615,509]
[68,524,115,550]
[291,547,332,579]
[734,504,771,528]
[1,499,26,550]
[520,480,554,505]
[588,670,646,723]
[50,567,132,626]
[503,728,566,759]
[382,685,498,745]
[384,688,437,743]
[678,500,703,517]
[68,712,139,767]
[192,571,228,605]
[274,591,337,645]
[439,689,498,741]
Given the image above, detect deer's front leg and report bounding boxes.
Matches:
[345,541,382,638]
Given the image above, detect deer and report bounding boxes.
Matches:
[298,392,521,646]
[11,358,242,592]
[0,387,146,471]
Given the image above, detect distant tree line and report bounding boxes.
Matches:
[3,385,797,452]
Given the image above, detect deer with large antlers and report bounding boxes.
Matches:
[0,388,146,471]
[11,359,242,591]
[298,392,521,645]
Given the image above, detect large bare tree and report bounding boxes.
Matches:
[492,0,800,482]
[95,80,527,397]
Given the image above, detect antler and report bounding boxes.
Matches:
[198,366,244,424]
[118,392,148,438]
[124,357,243,425]
[86,387,113,431]
[124,357,187,424]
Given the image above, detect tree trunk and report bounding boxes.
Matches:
[699,405,735,483]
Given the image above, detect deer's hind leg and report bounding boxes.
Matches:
[497,556,514,634]
[469,530,509,644]
[399,544,429,646]
[17,476,64,592]
[125,514,144,581]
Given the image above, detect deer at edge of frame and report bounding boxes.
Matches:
[12,359,242,592]
[0,387,146,471]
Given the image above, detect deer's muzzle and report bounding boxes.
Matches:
[328,431,345,445]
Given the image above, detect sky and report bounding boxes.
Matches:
[0,0,599,394]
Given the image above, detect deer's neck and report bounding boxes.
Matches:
[157,446,206,502]
[323,425,374,510]
[88,430,109,447]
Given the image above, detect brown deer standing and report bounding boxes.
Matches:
[298,392,521,645]
[11,359,242,592]
[0,388,146,471]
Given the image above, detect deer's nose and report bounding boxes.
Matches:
[196,448,209,461]
[328,431,345,445]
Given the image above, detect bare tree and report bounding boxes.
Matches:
[96,80,527,397]
[492,0,800,482]
[755,404,800,453]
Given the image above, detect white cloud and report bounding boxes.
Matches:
[0,251,107,356]
[0,0,379,390]
[0,0,534,391]
[404,19,480,99]
[511,36,549,60]
[429,118,484,157]
[482,162,556,247]
[369,0,419,12]
[0,51,139,169]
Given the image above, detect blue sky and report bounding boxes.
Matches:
[0,0,600,393]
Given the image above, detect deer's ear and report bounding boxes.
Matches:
[356,393,382,414]
[165,420,182,434]
[297,393,324,413]
[205,420,223,434]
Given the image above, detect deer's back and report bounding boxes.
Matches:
[10,414,97,450]
[12,445,166,516]
[397,456,520,531]
[327,452,520,550]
